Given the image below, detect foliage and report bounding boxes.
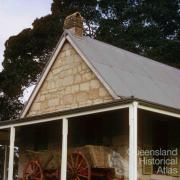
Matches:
[0,0,179,120]
[0,95,23,121]
[96,0,180,67]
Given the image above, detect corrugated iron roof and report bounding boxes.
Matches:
[67,30,180,110]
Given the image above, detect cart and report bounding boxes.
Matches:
[22,149,60,180]
[22,145,124,180]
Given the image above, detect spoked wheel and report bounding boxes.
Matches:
[23,160,44,180]
[67,151,91,180]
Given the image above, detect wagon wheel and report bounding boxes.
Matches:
[67,151,91,180]
[23,160,44,180]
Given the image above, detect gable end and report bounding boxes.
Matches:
[26,42,113,117]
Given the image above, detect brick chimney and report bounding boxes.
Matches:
[64,12,83,37]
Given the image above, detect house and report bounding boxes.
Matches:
[0,12,180,180]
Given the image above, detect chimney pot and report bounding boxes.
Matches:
[64,12,83,37]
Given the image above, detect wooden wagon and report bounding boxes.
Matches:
[22,145,124,180]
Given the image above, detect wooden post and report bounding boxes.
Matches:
[8,127,15,180]
[3,145,8,180]
[129,102,138,180]
[61,118,68,180]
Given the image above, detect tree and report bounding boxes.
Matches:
[0,0,180,120]
[96,0,180,67]
[0,95,23,121]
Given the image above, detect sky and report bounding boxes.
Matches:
[0,0,52,71]
[0,0,52,102]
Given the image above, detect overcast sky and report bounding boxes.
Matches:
[0,0,52,102]
[0,0,52,72]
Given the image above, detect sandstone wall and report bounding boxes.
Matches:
[27,42,113,116]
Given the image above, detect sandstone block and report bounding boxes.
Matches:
[40,95,45,101]
[71,104,78,109]
[52,68,60,75]
[88,89,99,100]
[65,86,72,94]
[73,54,81,63]
[45,93,51,100]
[62,69,72,76]
[40,101,48,110]
[63,94,73,105]
[76,92,88,102]
[63,64,70,71]
[74,74,81,83]
[70,48,76,55]
[63,76,74,86]
[66,56,73,64]
[80,82,90,91]
[99,88,108,97]
[77,65,82,72]
[72,84,79,93]
[32,103,41,111]
[42,82,48,90]
[90,80,100,89]
[65,50,71,56]
[53,65,63,73]
[35,95,40,102]
[55,80,62,88]
[72,67,78,74]
[63,43,71,50]
[48,98,59,107]
[47,81,55,89]
[93,99,103,104]
[82,72,92,81]
[59,51,66,58]
[81,63,87,70]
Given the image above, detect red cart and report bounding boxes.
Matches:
[22,145,124,180]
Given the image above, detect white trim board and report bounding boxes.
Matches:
[21,32,119,118]
[0,104,130,130]
[139,105,180,118]
[2,100,180,130]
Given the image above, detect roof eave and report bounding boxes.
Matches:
[1,97,180,128]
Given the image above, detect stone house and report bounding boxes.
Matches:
[0,12,180,180]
